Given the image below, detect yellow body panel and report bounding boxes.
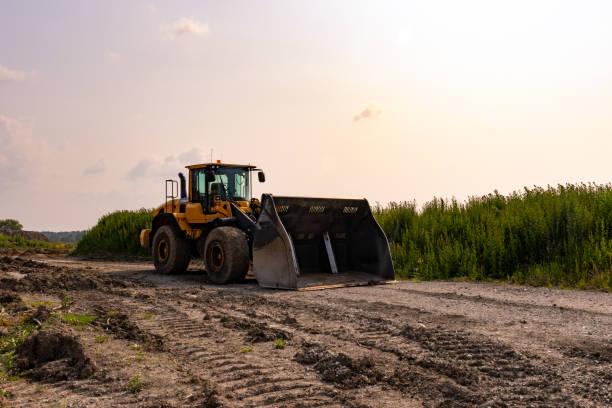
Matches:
[140,229,151,248]
[140,162,260,248]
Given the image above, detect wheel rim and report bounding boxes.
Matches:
[207,241,224,272]
[157,239,169,262]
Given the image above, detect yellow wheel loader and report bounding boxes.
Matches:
[140,161,395,289]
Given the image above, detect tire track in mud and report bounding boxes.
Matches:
[120,292,352,408]
[24,256,606,408]
[192,291,609,407]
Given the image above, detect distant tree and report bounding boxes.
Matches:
[0,219,23,230]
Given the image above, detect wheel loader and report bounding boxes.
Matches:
[139,161,395,289]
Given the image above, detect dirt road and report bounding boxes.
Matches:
[1,252,610,407]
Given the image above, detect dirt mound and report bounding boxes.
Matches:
[562,340,612,363]
[295,344,381,388]
[220,315,290,343]
[93,307,164,351]
[0,228,50,242]
[15,328,95,381]
[0,256,135,293]
[29,305,51,325]
[0,289,22,305]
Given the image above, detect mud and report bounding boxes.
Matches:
[92,306,164,351]
[1,254,610,407]
[15,328,95,381]
[296,344,381,388]
[0,256,135,293]
[0,289,22,306]
[29,305,50,325]
[220,314,291,343]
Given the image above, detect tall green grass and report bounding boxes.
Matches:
[73,209,153,257]
[374,183,612,290]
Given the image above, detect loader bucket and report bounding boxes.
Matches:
[253,194,395,290]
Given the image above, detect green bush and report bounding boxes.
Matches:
[374,183,612,290]
[73,209,153,257]
[0,219,22,230]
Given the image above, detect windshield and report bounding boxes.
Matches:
[210,167,250,201]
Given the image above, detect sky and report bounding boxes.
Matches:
[1,0,612,231]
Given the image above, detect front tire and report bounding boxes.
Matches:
[152,225,191,274]
[204,227,249,284]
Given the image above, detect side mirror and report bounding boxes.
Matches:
[258,171,266,182]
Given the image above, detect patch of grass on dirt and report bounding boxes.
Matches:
[94,336,108,343]
[132,351,146,363]
[61,314,97,326]
[239,346,253,353]
[141,312,153,319]
[126,374,143,393]
[274,338,286,349]
[0,317,37,381]
[0,233,69,251]
[60,291,73,309]
[130,344,142,351]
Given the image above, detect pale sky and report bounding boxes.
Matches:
[1,0,612,231]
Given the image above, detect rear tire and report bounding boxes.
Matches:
[204,227,249,284]
[152,225,191,274]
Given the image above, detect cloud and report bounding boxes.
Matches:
[0,64,27,82]
[84,159,106,175]
[126,158,153,180]
[0,114,47,189]
[178,148,205,163]
[107,52,120,62]
[126,148,206,180]
[164,17,209,39]
[353,106,382,122]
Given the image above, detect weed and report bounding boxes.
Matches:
[106,311,117,318]
[61,314,96,326]
[274,338,286,349]
[126,374,143,393]
[239,346,253,353]
[0,321,33,383]
[130,344,142,351]
[141,312,153,319]
[94,336,108,343]
[374,183,612,290]
[60,291,73,310]
[133,351,147,363]
[74,209,153,257]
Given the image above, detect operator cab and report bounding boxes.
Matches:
[187,162,264,214]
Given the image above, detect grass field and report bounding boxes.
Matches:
[374,183,612,290]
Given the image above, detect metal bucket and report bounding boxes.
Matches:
[253,194,395,289]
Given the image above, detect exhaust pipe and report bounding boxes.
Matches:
[178,172,187,203]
